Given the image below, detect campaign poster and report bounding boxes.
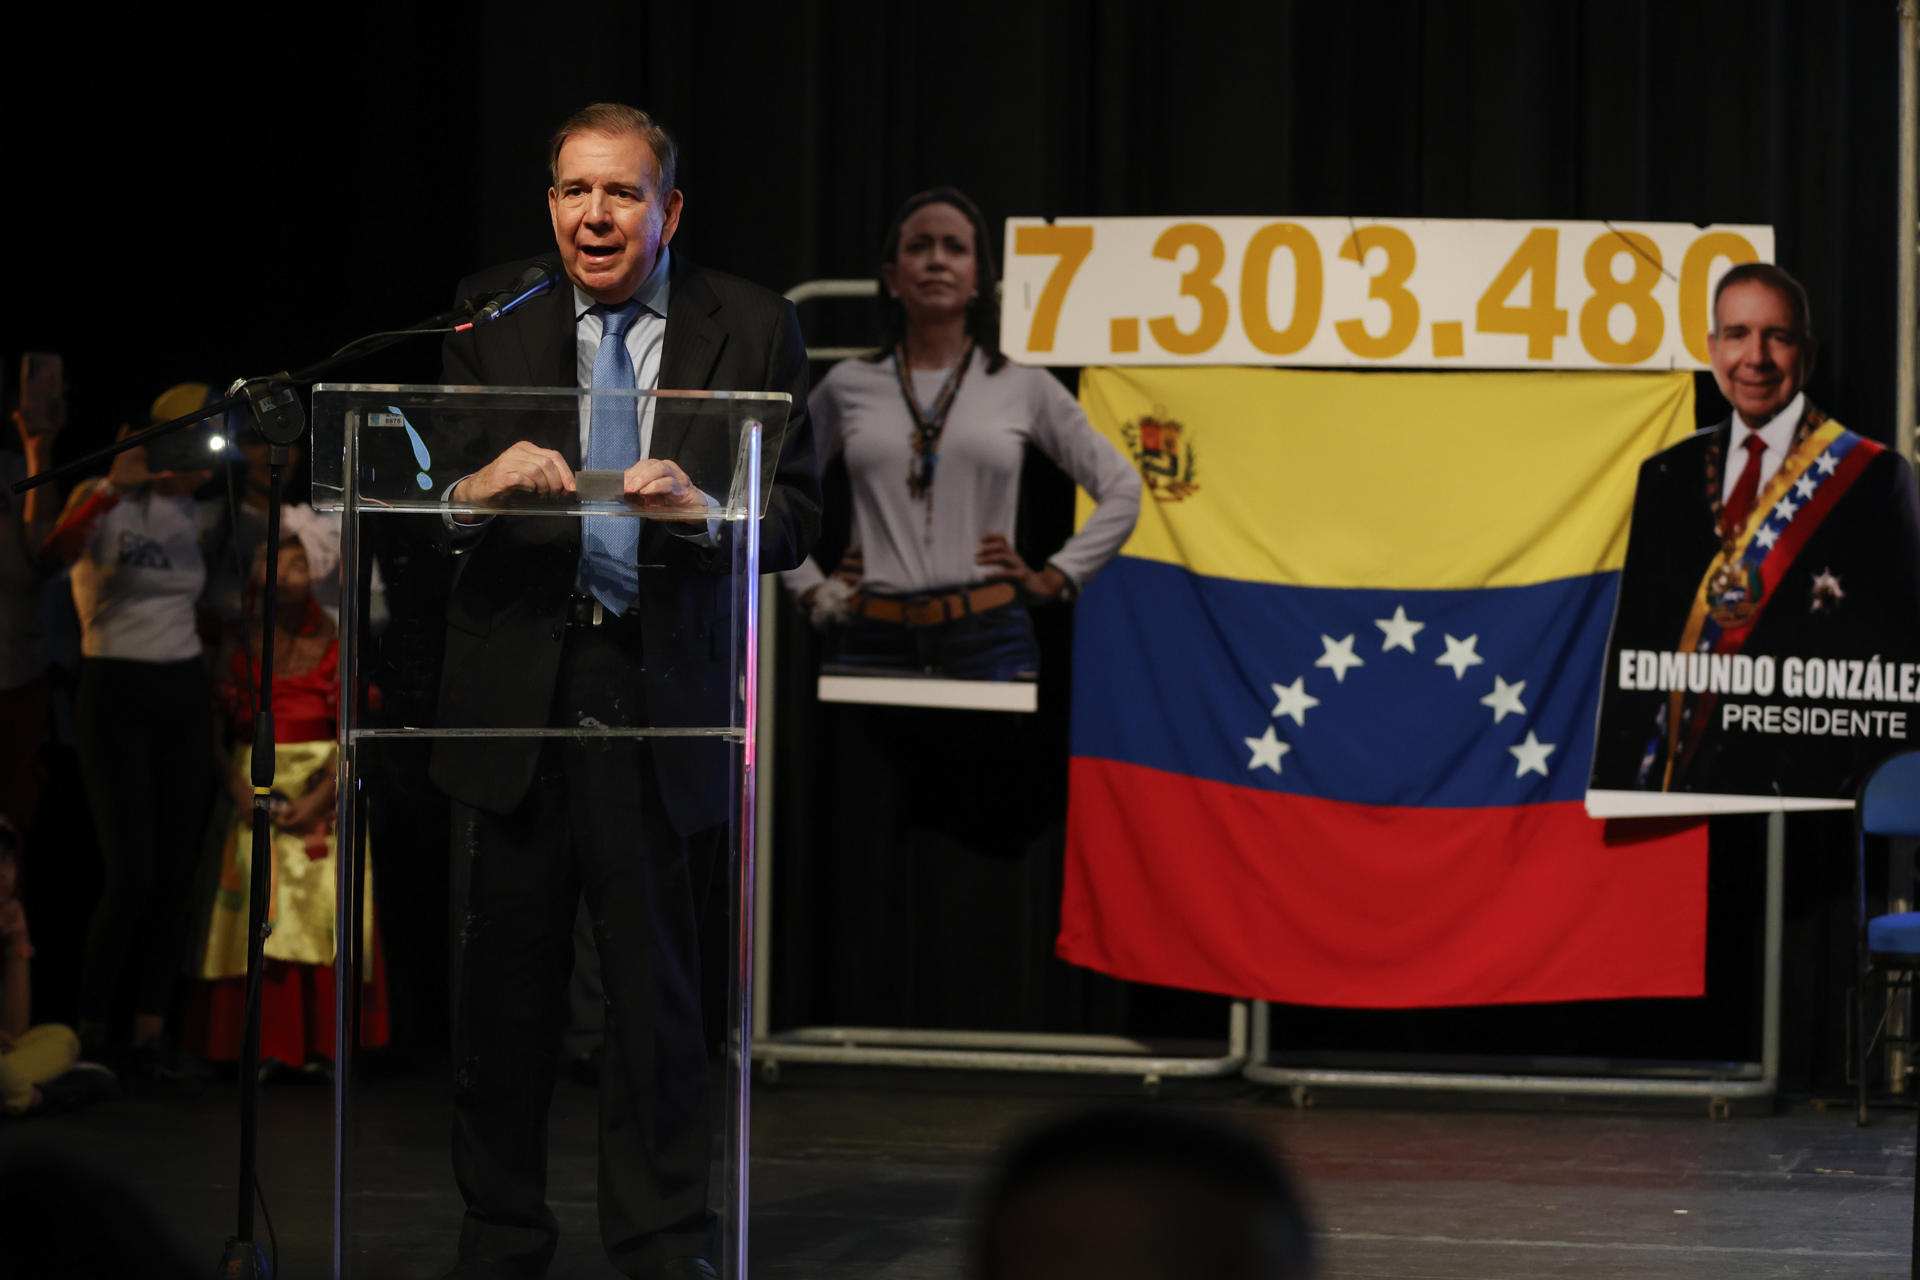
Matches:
[1587,405,1920,816]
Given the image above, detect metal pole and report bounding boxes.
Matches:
[331,408,359,1280]
[732,422,764,1280]
[752,578,776,1045]
[1891,836,1915,1096]
[1899,0,1918,471]
[1764,809,1784,1089]
[1895,3,1918,1102]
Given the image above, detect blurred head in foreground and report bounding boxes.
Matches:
[972,1106,1317,1280]
[0,1144,198,1279]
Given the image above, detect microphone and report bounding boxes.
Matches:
[469,263,557,327]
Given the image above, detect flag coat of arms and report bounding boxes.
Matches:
[1061,367,1709,1008]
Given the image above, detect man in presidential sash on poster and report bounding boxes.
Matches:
[1591,262,1920,802]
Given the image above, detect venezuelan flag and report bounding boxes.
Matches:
[1062,367,1708,1008]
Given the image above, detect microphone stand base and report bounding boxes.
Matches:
[216,1237,270,1279]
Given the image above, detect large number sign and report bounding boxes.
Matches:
[1002,217,1772,371]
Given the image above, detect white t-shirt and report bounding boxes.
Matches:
[68,480,205,662]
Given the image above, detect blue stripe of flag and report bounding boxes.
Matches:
[1070,556,1616,808]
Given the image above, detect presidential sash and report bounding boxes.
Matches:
[1658,415,1882,787]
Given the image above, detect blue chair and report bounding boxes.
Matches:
[1855,749,1920,1130]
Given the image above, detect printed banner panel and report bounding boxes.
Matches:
[1004,217,1772,371]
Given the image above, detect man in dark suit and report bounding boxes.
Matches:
[426,103,818,1280]
[1592,262,1920,799]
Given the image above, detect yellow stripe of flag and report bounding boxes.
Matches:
[1078,366,1696,590]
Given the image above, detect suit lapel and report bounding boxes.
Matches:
[521,260,580,463]
[660,257,725,391]
[653,255,726,469]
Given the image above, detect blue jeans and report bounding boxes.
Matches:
[826,601,1038,681]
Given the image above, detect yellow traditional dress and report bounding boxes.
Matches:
[195,605,386,1063]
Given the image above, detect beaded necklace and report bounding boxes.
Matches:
[891,339,975,524]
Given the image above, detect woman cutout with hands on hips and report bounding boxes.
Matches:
[782,186,1140,678]
[779,188,1140,1027]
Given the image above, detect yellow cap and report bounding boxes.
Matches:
[150,381,212,425]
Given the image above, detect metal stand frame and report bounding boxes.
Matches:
[1244,812,1786,1111]
[746,283,1246,1085]
[1899,0,1917,476]
[748,575,1248,1085]
[1886,0,1918,1111]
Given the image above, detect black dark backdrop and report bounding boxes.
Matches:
[4,1,1900,442]
[5,1,1906,1092]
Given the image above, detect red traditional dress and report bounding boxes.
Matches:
[192,599,388,1065]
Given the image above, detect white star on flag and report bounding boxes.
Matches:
[1774,495,1800,521]
[1480,675,1528,723]
[1315,634,1365,683]
[1374,605,1425,653]
[1815,451,1839,475]
[1793,474,1817,500]
[1245,725,1291,774]
[1435,633,1484,680]
[1269,677,1320,726]
[1755,523,1781,549]
[1509,730,1556,778]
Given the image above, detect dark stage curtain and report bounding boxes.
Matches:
[3,0,1900,1090]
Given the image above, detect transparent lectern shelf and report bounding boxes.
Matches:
[309,382,791,520]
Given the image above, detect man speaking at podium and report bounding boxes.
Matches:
[427,102,818,1279]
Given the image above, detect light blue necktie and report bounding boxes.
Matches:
[581,301,643,615]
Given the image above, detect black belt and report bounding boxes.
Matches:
[565,593,639,628]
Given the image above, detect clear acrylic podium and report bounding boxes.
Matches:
[313,383,787,1279]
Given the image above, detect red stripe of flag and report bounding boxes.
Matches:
[1060,757,1707,1008]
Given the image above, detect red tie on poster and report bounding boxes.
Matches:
[1719,435,1767,541]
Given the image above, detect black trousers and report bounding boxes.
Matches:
[74,655,211,1028]
[448,618,712,1278]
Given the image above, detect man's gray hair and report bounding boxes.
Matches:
[546,103,678,196]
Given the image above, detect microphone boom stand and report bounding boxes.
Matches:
[10,296,513,1280]
[221,390,298,1280]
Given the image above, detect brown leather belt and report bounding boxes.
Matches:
[848,582,1018,628]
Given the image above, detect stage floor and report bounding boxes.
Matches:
[5,1067,1914,1278]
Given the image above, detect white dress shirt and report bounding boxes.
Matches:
[448,247,712,541]
[572,246,671,458]
[1723,391,1806,504]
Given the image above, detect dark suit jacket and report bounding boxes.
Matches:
[1592,411,1920,795]
[425,252,820,833]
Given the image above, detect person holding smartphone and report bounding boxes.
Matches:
[2,357,64,841]
[38,383,216,1082]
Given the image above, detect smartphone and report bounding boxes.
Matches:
[18,352,64,435]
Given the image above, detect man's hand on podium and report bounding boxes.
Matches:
[452,441,576,522]
[621,457,705,512]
